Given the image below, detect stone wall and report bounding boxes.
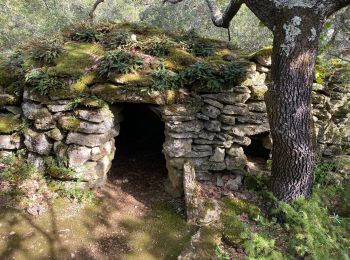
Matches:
[0,56,349,196]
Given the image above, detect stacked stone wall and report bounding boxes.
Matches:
[0,57,349,195]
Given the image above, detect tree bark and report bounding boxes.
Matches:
[265,11,323,202]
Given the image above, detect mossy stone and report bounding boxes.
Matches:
[0,113,22,134]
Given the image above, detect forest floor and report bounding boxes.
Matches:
[0,150,195,260]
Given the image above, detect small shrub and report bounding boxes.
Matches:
[222,62,248,86]
[97,50,144,78]
[101,31,130,50]
[151,64,180,90]
[25,69,65,95]
[181,62,223,90]
[314,160,337,186]
[190,40,215,57]
[141,36,176,57]
[45,156,77,179]
[28,39,64,65]
[277,193,350,259]
[5,51,25,78]
[67,23,104,43]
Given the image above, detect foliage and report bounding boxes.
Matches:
[97,50,144,77]
[223,62,248,86]
[151,64,180,90]
[186,33,215,57]
[0,151,49,209]
[28,39,64,65]
[101,31,130,50]
[181,62,223,90]
[140,36,177,57]
[68,22,104,43]
[4,51,25,78]
[219,157,350,259]
[277,192,350,259]
[25,69,64,95]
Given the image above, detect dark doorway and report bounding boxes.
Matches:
[109,103,167,199]
[243,133,271,160]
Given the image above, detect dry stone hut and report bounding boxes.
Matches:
[0,22,349,200]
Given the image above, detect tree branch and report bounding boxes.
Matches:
[89,0,105,23]
[205,0,243,28]
[324,0,350,17]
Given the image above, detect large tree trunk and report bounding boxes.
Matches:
[265,13,323,202]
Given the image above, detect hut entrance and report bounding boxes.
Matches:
[109,103,167,193]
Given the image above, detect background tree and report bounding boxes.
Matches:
[165,0,350,202]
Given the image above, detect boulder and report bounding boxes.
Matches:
[201,105,221,119]
[24,129,52,155]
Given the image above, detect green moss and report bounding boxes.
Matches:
[0,113,22,134]
[220,197,261,246]
[250,46,273,61]
[47,42,105,77]
[164,47,197,70]
[58,116,81,131]
[120,202,195,259]
[109,72,153,87]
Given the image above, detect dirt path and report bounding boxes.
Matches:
[0,150,193,260]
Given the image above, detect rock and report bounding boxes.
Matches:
[24,129,52,155]
[196,171,211,181]
[59,115,115,134]
[236,113,268,124]
[222,104,249,115]
[183,161,200,224]
[66,129,118,147]
[226,123,270,137]
[198,198,221,224]
[262,135,272,150]
[46,128,64,141]
[201,161,226,171]
[67,145,92,167]
[204,120,221,132]
[248,85,268,101]
[22,101,43,120]
[201,92,250,105]
[164,115,196,122]
[74,108,113,123]
[226,145,245,157]
[201,105,221,119]
[47,101,72,112]
[167,132,199,139]
[198,131,216,141]
[162,103,201,116]
[33,108,55,130]
[166,120,203,133]
[187,150,213,158]
[225,175,243,191]
[216,175,224,187]
[28,153,46,173]
[203,99,224,109]
[225,154,247,171]
[91,139,115,161]
[242,72,266,86]
[256,64,269,73]
[0,135,21,150]
[219,115,236,125]
[209,147,225,162]
[247,102,267,112]
[163,139,192,157]
[166,157,185,170]
[196,113,210,121]
[5,106,22,115]
[192,145,212,152]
